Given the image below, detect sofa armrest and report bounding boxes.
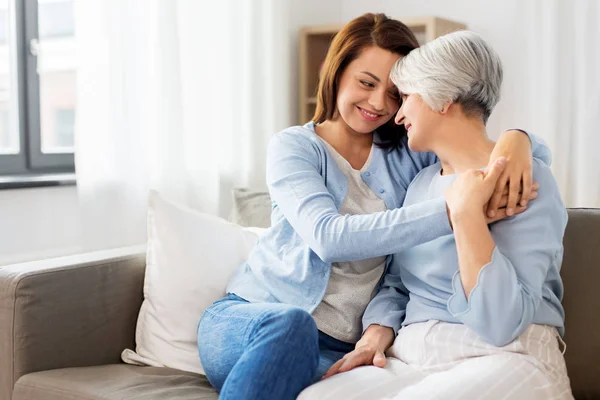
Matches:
[0,245,146,400]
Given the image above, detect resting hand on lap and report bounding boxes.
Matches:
[322,325,394,379]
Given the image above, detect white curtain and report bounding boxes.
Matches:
[74,0,292,251]
[516,0,600,207]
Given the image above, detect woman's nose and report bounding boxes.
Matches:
[394,107,404,125]
[369,90,386,112]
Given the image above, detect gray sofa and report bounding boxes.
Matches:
[1,209,599,400]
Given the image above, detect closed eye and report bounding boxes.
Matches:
[360,80,375,88]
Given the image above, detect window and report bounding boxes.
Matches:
[0,110,14,153]
[0,0,76,176]
[53,108,74,149]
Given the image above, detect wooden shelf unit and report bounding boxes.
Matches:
[298,16,467,124]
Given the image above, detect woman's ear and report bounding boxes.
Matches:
[440,102,452,114]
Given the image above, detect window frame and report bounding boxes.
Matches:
[0,0,75,177]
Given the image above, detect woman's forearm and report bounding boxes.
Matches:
[452,210,496,297]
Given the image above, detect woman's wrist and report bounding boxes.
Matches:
[357,324,395,352]
[499,129,531,147]
[450,206,486,226]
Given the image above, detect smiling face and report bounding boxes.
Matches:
[394,92,444,152]
[334,45,402,135]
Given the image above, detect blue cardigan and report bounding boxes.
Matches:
[363,160,566,347]
[227,122,551,315]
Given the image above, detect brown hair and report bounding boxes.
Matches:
[313,13,419,150]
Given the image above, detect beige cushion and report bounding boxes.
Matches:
[229,187,272,228]
[122,191,264,375]
[12,364,218,400]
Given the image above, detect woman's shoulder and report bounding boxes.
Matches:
[273,122,318,142]
[531,158,562,199]
[270,122,324,153]
[267,122,327,174]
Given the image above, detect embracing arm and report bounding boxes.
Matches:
[417,129,549,216]
[487,129,551,215]
[267,132,452,263]
[503,129,552,166]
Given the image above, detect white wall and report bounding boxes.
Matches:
[0,186,83,265]
[286,0,344,124]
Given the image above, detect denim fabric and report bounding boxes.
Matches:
[315,330,354,380]
[198,294,353,400]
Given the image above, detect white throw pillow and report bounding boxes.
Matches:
[121,190,265,375]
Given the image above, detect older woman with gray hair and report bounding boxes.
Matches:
[299,30,573,400]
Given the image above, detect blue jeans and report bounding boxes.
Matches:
[198,294,354,400]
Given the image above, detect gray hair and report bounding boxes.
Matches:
[390,30,503,124]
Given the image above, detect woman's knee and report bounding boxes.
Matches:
[255,306,319,362]
[280,307,317,330]
[263,307,317,338]
[198,302,320,390]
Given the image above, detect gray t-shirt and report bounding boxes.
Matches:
[311,138,387,343]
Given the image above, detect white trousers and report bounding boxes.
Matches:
[299,321,573,400]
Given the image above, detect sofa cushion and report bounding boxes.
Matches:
[229,187,272,228]
[0,247,146,400]
[561,208,600,399]
[122,191,265,375]
[12,364,218,400]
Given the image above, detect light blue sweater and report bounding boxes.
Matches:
[227,121,552,318]
[362,159,567,347]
